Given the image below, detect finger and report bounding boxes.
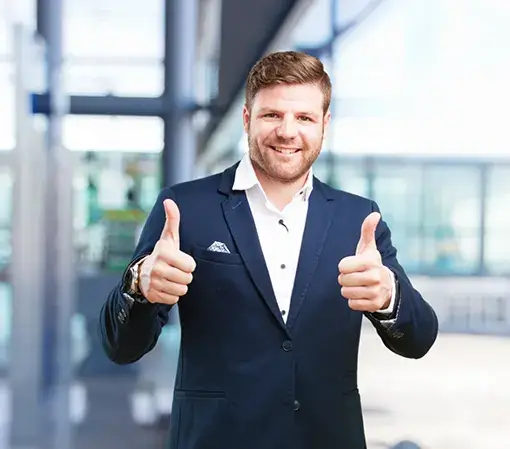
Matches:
[160,199,180,247]
[347,299,381,313]
[338,254,376,274]
[152,262,193,285]
[161,250,196,273]
[338,270,380,287]
[151,279,189,298]
[152,290,180,305]
[356,212,381,254]
[341,286,378,301]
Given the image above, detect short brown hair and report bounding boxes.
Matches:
[245,50,332,113]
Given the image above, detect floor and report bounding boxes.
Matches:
[359,328,510,449]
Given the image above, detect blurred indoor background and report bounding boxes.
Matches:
[0,0,509,448]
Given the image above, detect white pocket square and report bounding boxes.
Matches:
[207,241,231,254]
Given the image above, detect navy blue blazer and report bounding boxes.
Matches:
[99,162,438,449]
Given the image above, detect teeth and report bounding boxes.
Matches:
[274,147,298,154]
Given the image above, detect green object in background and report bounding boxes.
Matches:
[102,208,148,271]
[86,178,103,225]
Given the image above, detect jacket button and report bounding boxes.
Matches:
[281,340,293,351]
[293,400,300,411]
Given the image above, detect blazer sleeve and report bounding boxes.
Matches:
[365,201,439,359]
[98,187,175,365]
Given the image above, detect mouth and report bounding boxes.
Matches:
[270,146,301,155]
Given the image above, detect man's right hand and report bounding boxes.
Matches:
[139,199,196,305]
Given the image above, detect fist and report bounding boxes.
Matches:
[139,199,196,305]
[338,212,393,312]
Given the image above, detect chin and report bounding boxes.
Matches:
[271,168,307,184]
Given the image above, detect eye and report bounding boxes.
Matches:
[298,116,312,122]
[263,113,279,118]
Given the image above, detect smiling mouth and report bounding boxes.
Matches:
[270,146,300,155]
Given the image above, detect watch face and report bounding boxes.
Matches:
[129,265,139,294]
[122,266,135,294]
[122,259,149,304]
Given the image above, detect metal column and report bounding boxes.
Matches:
[162,0,198,187]
[9,25,47,449]
[38,0,75,447]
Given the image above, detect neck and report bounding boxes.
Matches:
[254,168,310,211]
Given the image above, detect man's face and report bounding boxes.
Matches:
[243,83,331,185]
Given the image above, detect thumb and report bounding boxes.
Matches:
[160,199,180,248]
[356,212,380,254]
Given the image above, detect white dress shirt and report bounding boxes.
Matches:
[232,154,395,323]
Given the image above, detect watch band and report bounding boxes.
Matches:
[122,256,150,305]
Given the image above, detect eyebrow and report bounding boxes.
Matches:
[258,108,319,118]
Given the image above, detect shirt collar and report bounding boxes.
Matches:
[232,153,314,201]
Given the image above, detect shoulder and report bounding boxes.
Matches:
[172,172,224,198]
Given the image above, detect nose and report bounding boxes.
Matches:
[276,116,298,139]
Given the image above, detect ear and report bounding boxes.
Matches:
[322,108,331,137]
[242,104,250,133]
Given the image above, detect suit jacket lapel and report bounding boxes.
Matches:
[286,179,336,330]
[219,166,288,333]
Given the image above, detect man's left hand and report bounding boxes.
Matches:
[338,212,393,312]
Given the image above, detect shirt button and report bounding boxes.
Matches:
[282,340,293,352]
[293,400,301,411]
[281,310,286,316]
[280,264,286,269]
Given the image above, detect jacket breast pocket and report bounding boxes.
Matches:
[190,245,243,265]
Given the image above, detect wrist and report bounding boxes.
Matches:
[379,266,395,310]
[123,255,150,304]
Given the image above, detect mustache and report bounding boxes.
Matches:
[265,138,303,147]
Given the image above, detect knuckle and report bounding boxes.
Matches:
[178,283,189,296]
[159,243,177,263]
[170,282,188,297]
[163,294,179,305]
[186,255,197,272]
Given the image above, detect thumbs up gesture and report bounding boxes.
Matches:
[139,199,196,305]
[337,212,393,312]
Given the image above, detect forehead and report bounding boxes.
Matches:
[252,83,324,113]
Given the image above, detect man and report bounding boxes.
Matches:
[99,51,438,449]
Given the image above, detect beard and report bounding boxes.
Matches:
[247,129,324,185]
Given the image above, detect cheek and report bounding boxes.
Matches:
[301,128,322,146]
[255,126,276,145]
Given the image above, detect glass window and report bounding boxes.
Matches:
[63,0,164,97]
[332,0,409,99]
[372,163,423,272]
[289,0,333,48]
[333,159,368,196]
[0,165,12,269]
[64,0,164,59]
[421,165,482,274]
[485,166,510,274]
[0,282,11,372]
[64,17,163,60]
[73,151,161,273]
[63,116,164,152]
[0,61,15,150]
[0,19,12,56]
[64,61,164,97]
